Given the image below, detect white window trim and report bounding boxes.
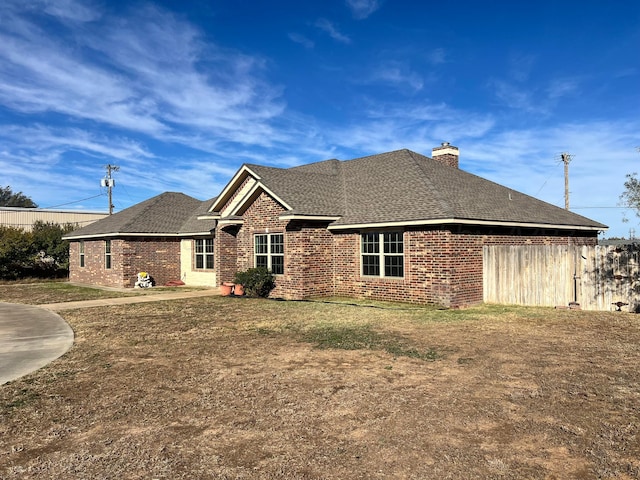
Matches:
[254,233,284,275]
[361,232,404,278]
[105,240,112,269]
[194,238,214,270]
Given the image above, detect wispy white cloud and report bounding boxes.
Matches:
[325,100,495,155]
[507,52,537,82]
[315,18,351,44]
[489,76,580,114]
[366,62,424,92]
[0,125,154,164]
[489,51,580,114]
[426,48,447,65]
[288,32,314,49]
[0,2,285,143]
[0,0,636,239]
[490,80,542,113]
[5,0,102,23]
[546,78,579,99]
[345,0,383,19]
[461,120,640,235]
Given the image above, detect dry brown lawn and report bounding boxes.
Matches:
[1,286,639,479]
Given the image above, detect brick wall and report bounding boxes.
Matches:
[69,239,124,287]
[214,190,335,298]
[68,237,180,288]
[216,226,239,285]
[285,221,334,298]
[328,227,598,308]
[122,238,181,287]
[233,192,294,298]
[212,185,599,307]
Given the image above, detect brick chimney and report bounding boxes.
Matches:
[432,142,459,168]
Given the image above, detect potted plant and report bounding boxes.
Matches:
[219,282,235,296]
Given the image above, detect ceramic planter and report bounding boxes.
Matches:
[220,282,234,296]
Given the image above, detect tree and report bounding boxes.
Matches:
[0,222,76,279]
[0,226,32,279]
[31,221,76,273]
[0,185,38,207]
[620,173,640,221]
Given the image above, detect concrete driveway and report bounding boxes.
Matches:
[0,289,219,385]
[0,303,74,385]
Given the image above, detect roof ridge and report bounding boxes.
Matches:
[407,150,453,216]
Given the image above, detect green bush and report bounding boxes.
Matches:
[0,222,76,280]
[234,267,276,298]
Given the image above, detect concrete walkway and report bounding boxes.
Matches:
[0,288,219,385]
[40,288,220,312]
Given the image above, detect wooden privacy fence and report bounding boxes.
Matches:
[483,244,640,312]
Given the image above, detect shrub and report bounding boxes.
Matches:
[234,267,276,298]
[0,222,76,280]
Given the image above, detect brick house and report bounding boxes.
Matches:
[65,144,607,307]
[65,193,217,288]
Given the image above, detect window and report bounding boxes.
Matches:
[254,233,284,275]
[79,241,85,268]
[195,238,214,269]
[105,240,112,269]
[361,232,404,278]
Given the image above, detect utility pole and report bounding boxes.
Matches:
[101,164,119,215]
[561,152,572,210]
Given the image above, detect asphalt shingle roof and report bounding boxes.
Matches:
[246,149,607,229]
[67,148,607,239]
[64,192,216,238]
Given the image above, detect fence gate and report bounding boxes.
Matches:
[483,244,640,312]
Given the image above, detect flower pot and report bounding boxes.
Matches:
[220,282,234,296]
[233,284,245,296]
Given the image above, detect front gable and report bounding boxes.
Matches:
[209,166,292,219]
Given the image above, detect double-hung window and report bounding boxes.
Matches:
[361,232,404,278]
[105,240,112,269]
[254,233,284,275]
[79,241,85,267]
[195,238,214,269]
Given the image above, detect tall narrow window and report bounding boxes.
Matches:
[254,233,284,275]
[105,240,112,269]
[361,232,404,278]
[79,241,85,268]
[195,238,214,269]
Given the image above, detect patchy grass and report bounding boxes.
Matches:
[302,323,441,361]
[0,281,208,305]
[1,293,640,479]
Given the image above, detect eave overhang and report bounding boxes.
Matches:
[278,214,342,222]
[327,217,607,232]
[218,217,244,226]
[63,232,184,240]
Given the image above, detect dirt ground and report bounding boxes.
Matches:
[1,292,639,479]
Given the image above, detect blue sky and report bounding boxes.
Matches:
[1,0,638,238]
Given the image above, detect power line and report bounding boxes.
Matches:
[572,206,631,209]
[42,193,106,209]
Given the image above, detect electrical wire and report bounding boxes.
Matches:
[42,193,106,209]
